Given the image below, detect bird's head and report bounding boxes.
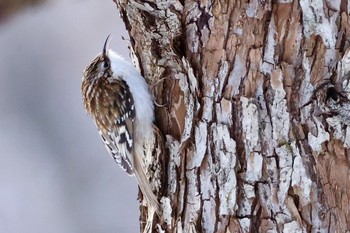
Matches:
[83,35,112,81]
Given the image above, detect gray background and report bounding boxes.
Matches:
[0,0,140,232]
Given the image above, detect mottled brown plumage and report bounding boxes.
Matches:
[82,67,136,173]
[81,36,159,211]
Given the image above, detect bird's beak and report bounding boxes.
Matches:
[102,34,111,57]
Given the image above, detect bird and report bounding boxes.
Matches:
[81,35,159,211]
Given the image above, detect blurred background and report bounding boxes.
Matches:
[0,0,140,232]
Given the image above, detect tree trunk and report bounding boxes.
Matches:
[113,0,350,232]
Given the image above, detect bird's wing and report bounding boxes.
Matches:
[97,79,136,175]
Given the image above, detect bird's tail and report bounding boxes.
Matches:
[133,151,160,213]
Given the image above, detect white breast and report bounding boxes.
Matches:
[108,50,154,142]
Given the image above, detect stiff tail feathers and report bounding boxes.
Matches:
[133,153,160,213]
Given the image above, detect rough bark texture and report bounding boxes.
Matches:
[113,0,350,232]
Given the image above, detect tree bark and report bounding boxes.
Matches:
[113,0,350,232]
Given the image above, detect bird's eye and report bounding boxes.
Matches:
[103,61,110,69]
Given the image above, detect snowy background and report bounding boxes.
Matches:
[0,0,140,232]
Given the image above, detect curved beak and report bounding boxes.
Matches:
[102,34,111,56]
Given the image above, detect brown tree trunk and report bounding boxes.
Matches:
[113,0,350,232]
